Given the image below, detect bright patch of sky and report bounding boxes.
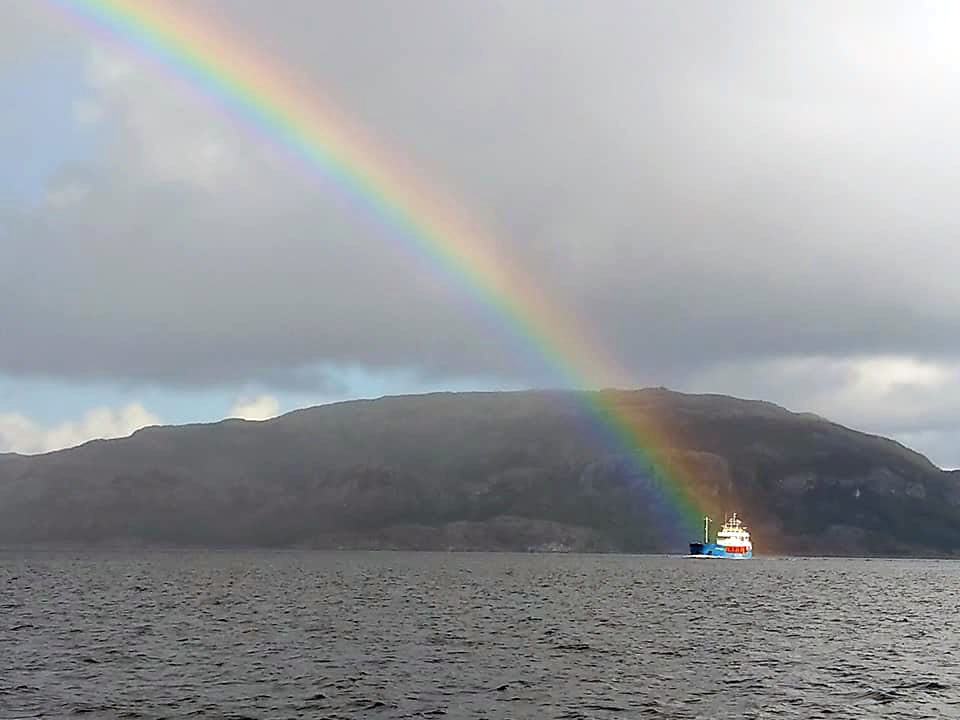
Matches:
[0,52,98,208]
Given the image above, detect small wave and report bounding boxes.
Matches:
[582,703,629,712]
[858,688,901,704]
[492,680,532,692]
[899,679,949,692]
[71,706,111,715]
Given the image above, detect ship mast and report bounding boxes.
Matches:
[703,515,710,543]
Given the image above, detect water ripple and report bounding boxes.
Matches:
[1,551,958,719]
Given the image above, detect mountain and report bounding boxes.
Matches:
[0,389,957,556]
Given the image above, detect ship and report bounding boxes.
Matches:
[687,513,753,558]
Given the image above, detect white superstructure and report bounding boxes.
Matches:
[715,513,752,555]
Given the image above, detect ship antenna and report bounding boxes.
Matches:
[704,515,710,544]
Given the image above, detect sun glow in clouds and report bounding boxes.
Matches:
[229,395,281,422]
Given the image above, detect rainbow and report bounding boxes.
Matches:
[52,0,707,538]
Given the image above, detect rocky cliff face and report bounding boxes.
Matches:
[0,389,956,555]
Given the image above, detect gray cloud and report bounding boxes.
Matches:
[5,1,960,462]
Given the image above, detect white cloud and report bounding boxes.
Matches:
[73,97,104,127]
[228,395,280,421]
[81,46,245,191]
[86,46,136,89]
[0,403,160,455]
[848,356,949,395]
[45,182,90,209]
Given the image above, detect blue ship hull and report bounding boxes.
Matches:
[688,542,752,559]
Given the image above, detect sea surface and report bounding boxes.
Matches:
[1,551,958,719]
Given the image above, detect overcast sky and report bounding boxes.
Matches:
[4,1,960,466]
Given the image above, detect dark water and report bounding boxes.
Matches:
[2,551,958,719]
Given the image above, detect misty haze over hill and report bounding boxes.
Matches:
[1,389,957,557]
